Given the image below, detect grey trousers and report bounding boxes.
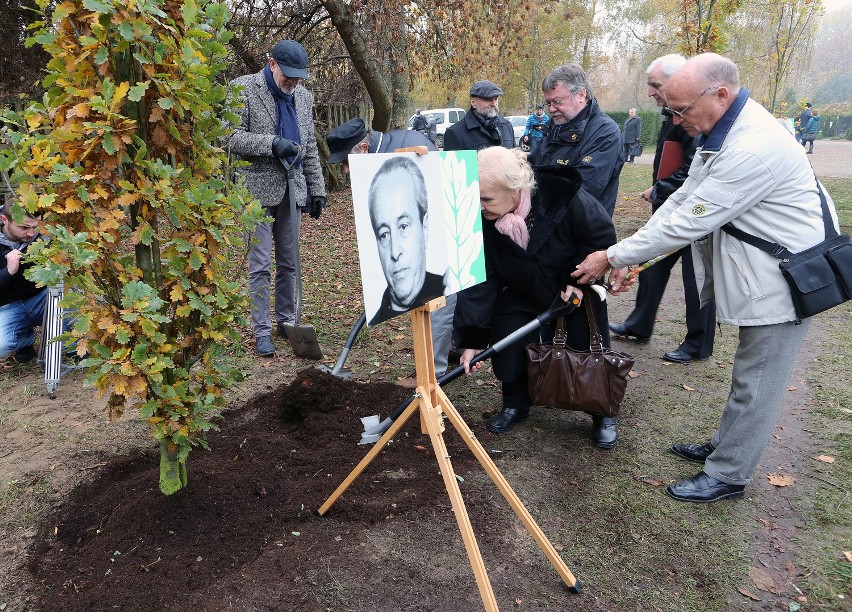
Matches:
[430,292,456,376]
[705,320,811,485]
[248,196,300,339]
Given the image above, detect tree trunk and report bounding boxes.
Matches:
[320,0,394,130]
[160,439,188,495]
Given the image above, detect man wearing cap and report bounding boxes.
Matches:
[227,39,327,357]
[530,63,623,217]
[411,109,428,137]
[523,104,549,153]
[442,80,515,152]
[325,118,455,380]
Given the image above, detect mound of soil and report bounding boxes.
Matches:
[26,369,499,611]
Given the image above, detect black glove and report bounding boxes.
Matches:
[272,136,299,160]
[307,195,325,219]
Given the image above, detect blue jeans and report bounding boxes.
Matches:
[0,289,47,358]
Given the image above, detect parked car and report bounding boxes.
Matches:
[506,115,528,146]
[407,107,466,149]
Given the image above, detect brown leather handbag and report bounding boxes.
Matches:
[526,298,634,417]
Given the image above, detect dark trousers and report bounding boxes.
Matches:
[622,246,715,358]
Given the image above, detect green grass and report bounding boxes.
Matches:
[822,177,852,231]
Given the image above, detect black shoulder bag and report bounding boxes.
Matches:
[722,180,852,321]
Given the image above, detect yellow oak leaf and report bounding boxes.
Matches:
[814,455,835,463]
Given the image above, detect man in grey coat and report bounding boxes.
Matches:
[227,40,327,357]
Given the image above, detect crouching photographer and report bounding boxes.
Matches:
[0,190,46,363]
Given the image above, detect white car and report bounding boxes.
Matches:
[506,115,528,146]
[408,107,466,148]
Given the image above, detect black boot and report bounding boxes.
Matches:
[592,415,618,448]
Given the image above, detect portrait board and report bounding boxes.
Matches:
[349,151,485,327]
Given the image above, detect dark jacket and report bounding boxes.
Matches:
[370,271,446,326]
[529,98,623,216]
[369,129,437,154]
[0,233,42,307]
[650,111,698,207]
[622,115,641,144]
[453,165,616,359]
[412,114,428,132]
[443,109,515,151]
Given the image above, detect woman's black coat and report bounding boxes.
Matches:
[453,164,617,382]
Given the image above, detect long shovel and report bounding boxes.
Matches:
[280,151,323,360]
[359,292,582,444]
[317,312,366,379]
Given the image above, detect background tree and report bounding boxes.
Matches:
[0,0,261,494]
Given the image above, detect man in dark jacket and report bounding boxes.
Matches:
[609,54,716,364]
[442,80,515,151]
[411,109,428,136]
[530,63,623,217]
[622,108,641,162]
[0,194,46,363]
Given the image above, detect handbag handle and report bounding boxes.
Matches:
[583,296,604,353]
[552,294,603,352]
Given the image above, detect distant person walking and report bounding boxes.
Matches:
[795,102,812,144]
[803,109,820,154]
[412,109,428,137]
[426,113,437,144]
[622,108,642,162]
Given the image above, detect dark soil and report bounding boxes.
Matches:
[25,368,541,611]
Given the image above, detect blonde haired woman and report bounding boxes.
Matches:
[455,147,619,447]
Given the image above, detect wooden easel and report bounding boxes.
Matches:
[319,298,581,610]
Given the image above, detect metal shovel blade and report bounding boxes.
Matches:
[282,323,323,360]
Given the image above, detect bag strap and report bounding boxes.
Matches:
[553,316,566,348]
[583,296,604,353]
[721,177,834,260]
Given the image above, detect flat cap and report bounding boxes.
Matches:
[470,80,503,99]
[326,118,368,164]
[272,40,309,79]
[805,102,812,107]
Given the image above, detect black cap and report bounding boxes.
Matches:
[536,104,544,110]
[805,102,812,107]
[271,40,309,79]
[470,80,503,98]
[326,118,368,164]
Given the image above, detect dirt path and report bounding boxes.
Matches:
[633,138,852,179]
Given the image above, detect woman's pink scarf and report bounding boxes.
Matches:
[494,188,531,249]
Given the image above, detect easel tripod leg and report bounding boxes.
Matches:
[420,392,499,611]
[317,398,419,516]
[436,386,582,593]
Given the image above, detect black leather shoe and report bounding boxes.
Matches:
[609,323,650,344]
[276,323,290,338]
[486,406,530,434]
[592,415,618,448]
[662,349,708,363]
[671,441,714,462]
[666,471,745,503]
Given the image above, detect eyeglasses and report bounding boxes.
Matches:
[544,97,567,108]
[664,85,719,119]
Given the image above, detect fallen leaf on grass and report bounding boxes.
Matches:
[786,386,797,391]
[414,445,428,452]
[748,566,777,592]
[767,473,796,487]
[515,598,523,605]
[643,478,665,487]
[737,586,761,601]
[840,408,852,415]
[815,455,835,463]
[628,370,639,378]
[682,384,696,391]
[842,551,852,562]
